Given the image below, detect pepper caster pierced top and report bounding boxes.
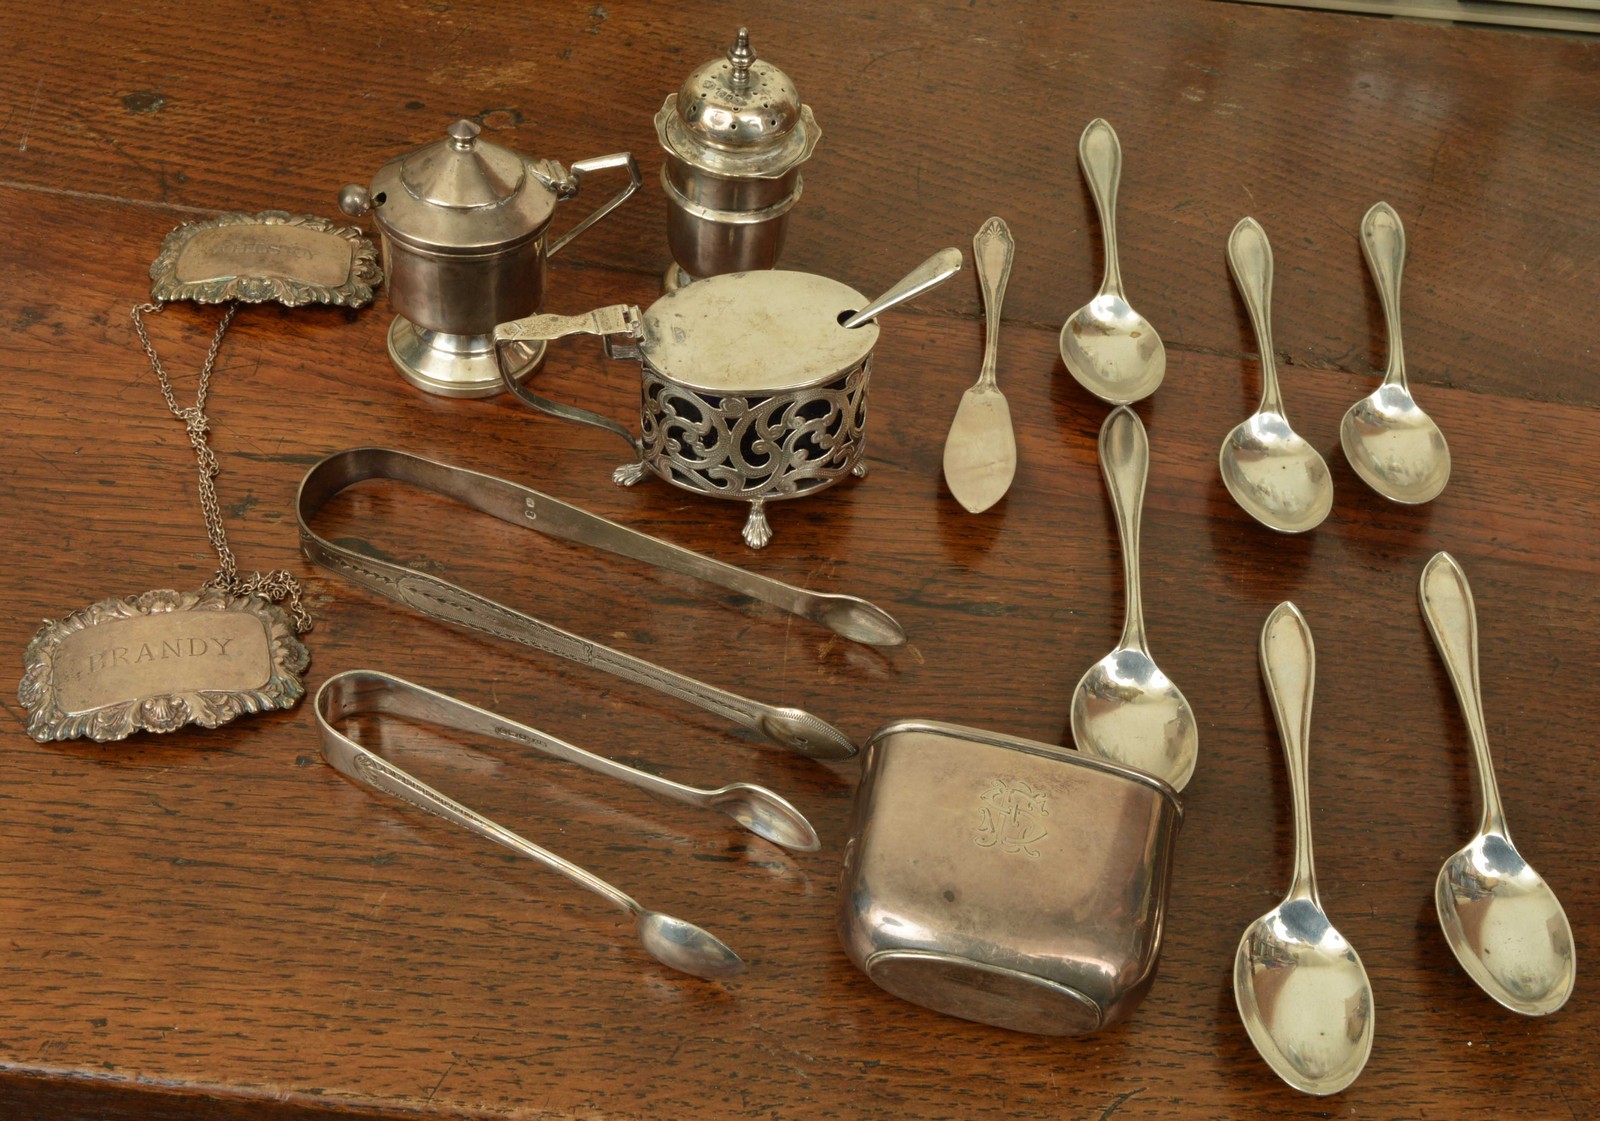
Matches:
[655,28,821,290]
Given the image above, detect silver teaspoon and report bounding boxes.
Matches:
[1340,202,1451,504]
[1418,552,1575,1015]
[1059,118,1166,405]
[943,216,1017,513]
[1234,602,1374,1096]
[1070,407,1198,791]
[1219,218,1334,533]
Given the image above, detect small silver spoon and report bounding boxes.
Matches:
[1418,552,1575,1015]
[840,247,963,329]
[1340,202,1450,504]
[1219,218,1333,534]
[1070,407,1198,791]
[1235,602,1374,1096]
[1059,118,1166,405]
[943,216,1017,514]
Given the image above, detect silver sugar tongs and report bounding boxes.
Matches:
[314,670,799,980]
[297,448,889,759]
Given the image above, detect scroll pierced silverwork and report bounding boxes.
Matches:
[19,588,309,743]
[148,210,381,307]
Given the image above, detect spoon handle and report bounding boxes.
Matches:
[1079,118,1124,299]
[1259,602,1320,904]
[1227,218,1284,418]
[1098,407,1149,653]
[1418,552,1508,838]
[839,247,963,329]
[1361,202,1409,388]
[973,216,1014,389]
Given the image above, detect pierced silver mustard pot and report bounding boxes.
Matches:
[493,250,959,548]
[340,120,639,398]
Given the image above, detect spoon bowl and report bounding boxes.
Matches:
[1219,411,1334,534]
[708,783,820,852]
[1059,119,1165,405]
[1071,648,1197,792]
[1340,202,1450,503]
[1219,218,1333,534]
[636,911,747,981]
[1436,833,1575,1016]
[1340,383,1450,504]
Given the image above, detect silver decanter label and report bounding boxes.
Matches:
[148,210,380,307]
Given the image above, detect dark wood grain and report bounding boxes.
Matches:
[0,2,1596,1119]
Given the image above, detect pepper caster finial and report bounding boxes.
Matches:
[727,28,755,90]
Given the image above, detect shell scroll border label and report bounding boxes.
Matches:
[148,210,382,308]
[18,588,310,744]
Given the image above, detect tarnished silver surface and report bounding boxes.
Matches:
[1234,602,1374,1096]
[1070,408,1198,791]
[1419,552,1575,1016]
[296,447,864,759]
[495,253,959,548]
[837,719,1183,1035]
[1059,119,1166,405]
[19,588,308,743]
[340,121,639,395]
[655,28,820,281]
[315,670,818,850]
[315,672,746,980]
[1218,218,1334,533]
[943,217,1016,514]
[148,210,380,307]
[1339,202,1451,504]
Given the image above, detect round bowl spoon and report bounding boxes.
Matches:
[1418,552,1575,1015]
[1218,218,1333,534]
[1340,202,1450,504]
[1234,602,1374,1096]
[1059,119,1166,405]
[1070,407,1198,791]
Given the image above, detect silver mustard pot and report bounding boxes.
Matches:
[656,28,820,290]
[493,249,960,549]
[340,120,640,398]
[837,720,1184,1036]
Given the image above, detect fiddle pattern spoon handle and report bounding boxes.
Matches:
[1079,118,1124,298]
[1360,201,1408,388]
[1099,407,1149,653]
[1260,602,1320,905]
[1418,552,1508,838]
[1227,217,1284,418]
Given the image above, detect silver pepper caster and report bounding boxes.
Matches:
[340,121,640,398]
[655,29,820,291]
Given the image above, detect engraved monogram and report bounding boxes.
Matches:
[975,778,1050,858]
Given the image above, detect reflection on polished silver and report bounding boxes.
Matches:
[314,672,746,980]
[943,218,1017,513]
[1339,202,1451,504]
[314,671,818,851]
[1234,602,1374,1096]
[836,720,1183,1035]
[340,120,640,396]
[1059,119,1166,405]
[1218,218,1334,533]
[296,448,862,759]
[1418,552,1575,1015]
[494,251,960,548]
[1070,408,1198,791]
[655,28,820,287]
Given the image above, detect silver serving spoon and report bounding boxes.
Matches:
[1418,552,1575,1015]
[1070,407,1198,791]
[1235,602,1374,1096]
[943,216,1017,513]
[1219,218,1334,533]
[1340,202,1450,504]
[1059,118,1166,405]
[840,247,963,329]
[316,676,746,980]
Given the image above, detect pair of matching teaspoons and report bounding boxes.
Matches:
[1236,555,1574,1097]
[1221,203,1452,534]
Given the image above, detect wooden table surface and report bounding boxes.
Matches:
[1,2,1595,1117]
